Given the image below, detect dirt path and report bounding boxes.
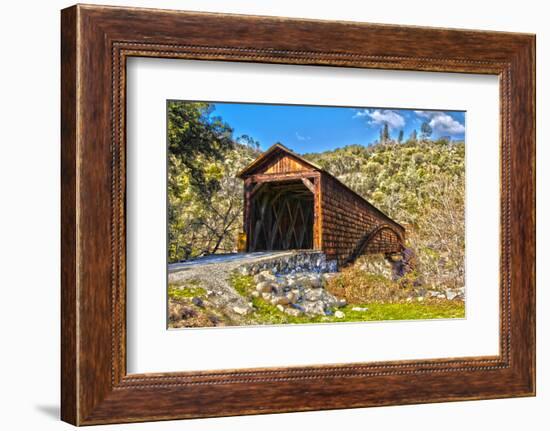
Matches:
[168,251,306,316]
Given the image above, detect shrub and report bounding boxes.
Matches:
[325,266,411,303]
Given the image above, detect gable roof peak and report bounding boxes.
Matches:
[236,143,321,178]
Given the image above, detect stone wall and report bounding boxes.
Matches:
[237,250,337,276]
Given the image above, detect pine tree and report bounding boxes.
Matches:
[398,129,404,143]
[409,129,417,143]
[381,123,390,144]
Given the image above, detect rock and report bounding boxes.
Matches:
[272,285,285,296]
[274,295,290,305]
[296,274,321,289]
[261,292,272,301]
[286,291,297,303]
[276,304,285,312]
[207,314,221,325]
[183,306,197,319]
[291,303,305,312]
[284,308,303,317]
[303,301,325,316]
[417,296,424,302]
[191,297,204,307]
[286,278,297,288]
[277,278,288,288]
[232,305,249,315]
[169,305,197,320]
[445,290,457,300]
[294,275,308,286]
[327,260,338,273]
[415,287,427,297]
[254,270,276,283]
[333,299,347,308]
[322,273,337,282]
[308,274,322,288]
[334,310,345,319]
[305,288,323,301]
[352,306,369,312]
[256,281,275,293]
[251,291,260,298]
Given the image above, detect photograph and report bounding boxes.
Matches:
[167,101,466,328]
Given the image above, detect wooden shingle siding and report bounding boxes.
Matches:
[320,174,404,263]
[363,228,402,254]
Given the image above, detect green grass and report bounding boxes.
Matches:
[229,273,465,325]
[337,302,465,322]
[244,301,464,325]
[230,273,255,297]
[168,280,207,300]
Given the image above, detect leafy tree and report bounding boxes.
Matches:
[168,101,234,198]
[435,136,451,145]
[420,121,433,140]
[167,101,260,261]
[237,134,260,151]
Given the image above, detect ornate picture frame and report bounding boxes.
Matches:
[61,4,535,425]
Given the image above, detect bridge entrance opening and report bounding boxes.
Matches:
[248,180,314,252]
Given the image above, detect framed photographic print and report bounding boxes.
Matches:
[61,4,535,425]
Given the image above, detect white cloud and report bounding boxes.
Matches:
[414,111,465,135]
[355,109,405,130]
[429,113,465,135]
[295,132,310,141]
[414,110,432,119]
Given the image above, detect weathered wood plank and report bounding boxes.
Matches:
[247,171,319,184]
[301,177,316,194]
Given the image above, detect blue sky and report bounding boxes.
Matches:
[208,102,465,154]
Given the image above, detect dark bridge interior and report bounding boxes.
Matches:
[248,180,313,252]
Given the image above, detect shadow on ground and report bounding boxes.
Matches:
[35,404,59,420]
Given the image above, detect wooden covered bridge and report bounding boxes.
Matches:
[237,144,405,266]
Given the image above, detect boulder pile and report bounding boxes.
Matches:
[250,270,346,317]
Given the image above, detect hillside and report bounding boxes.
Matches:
[304,140,465,290]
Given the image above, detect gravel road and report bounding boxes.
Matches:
[168,251,304,316]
